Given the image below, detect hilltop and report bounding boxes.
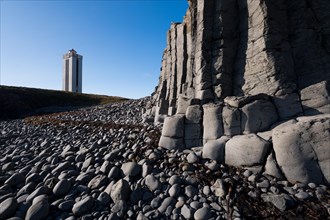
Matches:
[0,86,128,120]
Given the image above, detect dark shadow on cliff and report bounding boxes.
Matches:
[232,0,248,96]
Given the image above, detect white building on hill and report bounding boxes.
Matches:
[63,49,82,93]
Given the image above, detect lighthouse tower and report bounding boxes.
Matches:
[62,49,82,93]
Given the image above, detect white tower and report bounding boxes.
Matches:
[63,49,82,93]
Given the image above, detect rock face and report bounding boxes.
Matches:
[148,0,330,185]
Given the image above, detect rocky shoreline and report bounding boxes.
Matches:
[0,98,329,219]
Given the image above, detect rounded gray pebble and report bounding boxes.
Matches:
[194,207,212,220]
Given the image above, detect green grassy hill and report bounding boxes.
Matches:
[0,86,128,120]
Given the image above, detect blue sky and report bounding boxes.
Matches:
[0,0,188,99]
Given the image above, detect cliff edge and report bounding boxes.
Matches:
[146,0,330,185]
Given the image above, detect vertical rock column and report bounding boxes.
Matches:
[211,0,239,100]
[288,0,330,89]
[202,103,224,144]
[194,0,215,102]
[176,24,187,99]
[166,24,178,115]
[234,0,296,96]
[183,1,197,98]
[185,105,203,148]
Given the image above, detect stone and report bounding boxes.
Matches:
[162,115,185,138]
[150,196,162,208]
[0,197,18,219]
[72,196,94,216]
[159,136,184,150]
[25,196,49,220]
[169,175,181,186]
[176,96,192,114]
[264,152,284,179]
[76,171,95,183]
[110,179,131,202]
[222,105,241,136]
[88,175,108,189]
[185,105,202,124]
[241,100,278,134]
[26,186,49,203]
[184,124,202,148]
[58,200,75,211]
[261,193,295,212]
[121,162,141,177]
[82,157,94,170]
[52,161,70,174]
[168,184,180,197]
[157,197,175,213]
[104,149,121,161]
[97,192,110,206]
[211,179,226,197]
[272,115,330,184]
[225,134,271,167]
[5,173,25,187]
[185,185,198,198]
[17,182,36,197]
[257,180,270,188]
[181,204,192,219]
[300,81,330,115]
[186,152,198,164]
[295,191,309,200]
[100,161,111,174]
[203,103,223,141]
[108,166,120,180]
[194,207,212,220]
[111,200,127,217]
[272,93,303,120]
[145,174,160,191]
[202,136,229,163]
[53,179,71,197]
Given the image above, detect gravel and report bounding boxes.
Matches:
[0,97,329,219]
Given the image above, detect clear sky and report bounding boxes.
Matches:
[0,0,188,99]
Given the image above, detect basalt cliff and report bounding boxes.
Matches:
[146,0,330,185]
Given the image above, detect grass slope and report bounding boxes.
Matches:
[0,86,128,120]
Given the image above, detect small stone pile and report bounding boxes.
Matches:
[0,98,329,219]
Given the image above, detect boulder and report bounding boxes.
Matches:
[121,162,141,178]
[241,99,278,134]
[72,196,94,216]
[300,81,330,115]
[176,96,191,114]
[184,124,202,140]
[272,115,330,184]
[0,197,18,219]
[185,105,202,124]
[159,136,184,150]
[53,179,71,197]
[202,136,230,163]
[264,152,284,179]
[272,93,303,120]
[185,105,203,148]
[5,173,25,187]
[110,179,131,202]
[225,134,271,167]
[25,195,49,220]
[88,175,108,189]
[203,103,223,141]
[222,105,241,136]
[161,115,185,138]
